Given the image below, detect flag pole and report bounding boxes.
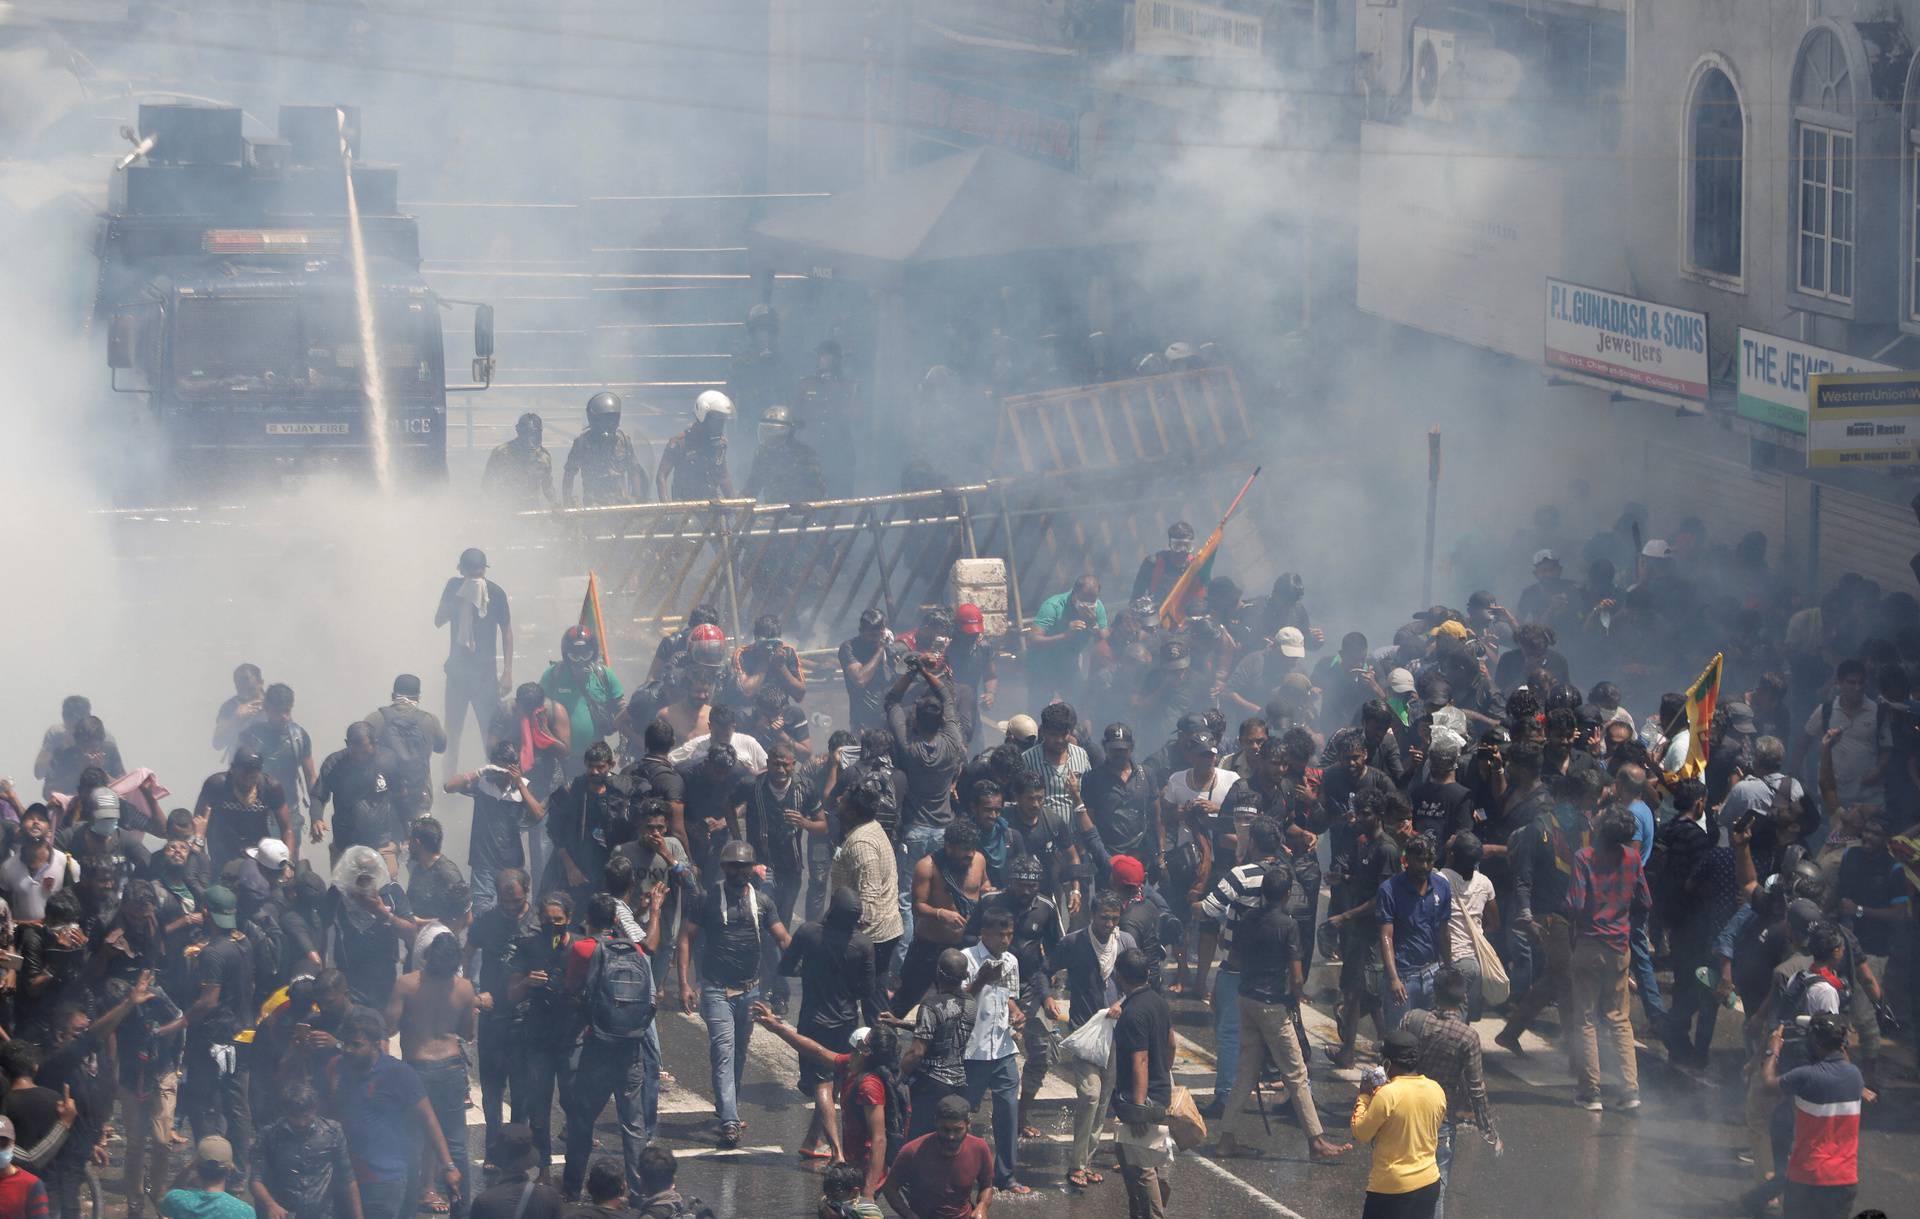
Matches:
[1157,465,1261,627]
[1422,428,1441,607]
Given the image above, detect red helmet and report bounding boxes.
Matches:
[688,622,728,666]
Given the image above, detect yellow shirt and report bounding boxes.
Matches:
[1351,1073,1446,1194]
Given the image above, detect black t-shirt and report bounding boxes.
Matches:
[2,1086,61,1169]
[1083,762,1156,859]
[466,776,528,873]
[677,762,752,869]
[780,920,876,1033]
[468,903,538,1015]
[190,933,255,1043]
[1337,832,1401,913]
[1112,987,1173,1111]
[838,638,899,731]
[313,749,400,850]
[470,1178,565,1219]
[687,883,778,988]
[326,883,410,997]
[1494,647,1571,690]
[1409,780,1474,846]
[42,1030,113,1167]
[742,776,818,879]
[198,773,287,871]
[1238,905,1302,1004]
[441,577,511,677]
[545,775,634,883]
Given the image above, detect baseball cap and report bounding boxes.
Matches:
[955,604,985,635]
[195,1136,235,1173]
[0,1115,15,1145]
[1110,855,1146,887]
[1175,712,1209,737]
[230,748,263,771]
[1575,704,1605,728]
[1641,538,1672,559]
[458,547,488,572]
[1384,1028,1422,1068]
[1103,723,1135,748]
[1274,626,1307,658]
[206,885,239,930]
[1189,730,1219,754]
[1387,668,1417,695]
[247,838,292,871]
[1532,548,1560,567]
[1010,855,1044,883]
[1429,619,1470,641]
[1786,898,1824,939]
[486,1124,538,1172]
[1005,714,1038,742]
[1724,701,1757,732]
[719,840,755,865]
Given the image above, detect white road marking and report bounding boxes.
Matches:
[1185,1152,1314,1219]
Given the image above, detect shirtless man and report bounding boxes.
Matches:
[386,934,478,1217]
[891,820,987,1018]
[659,673,715,747]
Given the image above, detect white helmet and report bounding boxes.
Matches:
[694,390,734,422]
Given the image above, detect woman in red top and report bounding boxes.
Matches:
[751,1004,902,1197]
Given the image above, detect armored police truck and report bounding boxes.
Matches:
[96,102,491,481]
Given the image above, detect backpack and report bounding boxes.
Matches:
[375,706,433,789]
[639,1193,717,1219]
[585,935,656,1040]
[869,1066,910,1168]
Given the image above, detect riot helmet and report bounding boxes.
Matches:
[759,404,795,447]
[586,391,622,433]
[694,390,734,430]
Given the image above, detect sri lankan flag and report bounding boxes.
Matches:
[1667,652,1723,782]
[580,570,610,663]
[1156,531,1219,630]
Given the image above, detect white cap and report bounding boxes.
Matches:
[1641,538,1672,559]
[247,838,292,870]
[1274,626,1307,658]
[1532,548,1559,567]
[1387,667,1417,695]
[849,1026,873,1051]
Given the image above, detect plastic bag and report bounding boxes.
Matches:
[1467,915,1510,1007]
[1058,1011,1115,1068]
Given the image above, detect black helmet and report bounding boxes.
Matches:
[586,391,622,420]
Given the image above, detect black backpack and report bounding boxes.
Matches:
[639,1194,717,1219]
[375,706,433,789]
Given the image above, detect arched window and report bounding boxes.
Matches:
[1687,67,1743,278]
[1792,27,1856,302]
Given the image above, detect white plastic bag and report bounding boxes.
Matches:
[1059,1011,1115,1068]
[1467,915,1510,1007]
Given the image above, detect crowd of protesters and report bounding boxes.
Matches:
[1,493,1908,1219]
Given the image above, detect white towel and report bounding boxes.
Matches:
[451,577,490,656]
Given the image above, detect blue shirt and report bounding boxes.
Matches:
[1375,869,1453,974]
[1628,800,1655,864]
[329,1054,425,1184]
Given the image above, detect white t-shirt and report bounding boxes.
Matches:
[1439,866,1494,963]
[667,731,769,774]
[1161,767,1240,810]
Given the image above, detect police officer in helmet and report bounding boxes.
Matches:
[482,411,554,509]
[745,404,825,505]
[562,391,650,506]
[656,390,735,502]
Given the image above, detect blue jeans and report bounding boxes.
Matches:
[697,984,759,1124]
[412,1056,469,1219]
[1494,884,1534,999]
[896,823,944,946]
[963,1055,1020,1190]
[1434,1120,1456,1219]
[1629,909,1667,1027]
[1210,969,1242,1105]
[469,862,500,917]
[1452,955,1484,1023]
[357,1173,418,1219]
[564,1036,659,1198]
[1382,961,1439,1034]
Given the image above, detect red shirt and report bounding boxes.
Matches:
[833,1053,889,1169]
[0,1168,50,1219]
[882,1132,992,1219]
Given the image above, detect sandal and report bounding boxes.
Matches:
[797,1148,834,1161]
[1001,1183,1034,1197]
[1066,1169,1101,1189]
[1019,1125,1041,1139]
[419,1193,450,1215]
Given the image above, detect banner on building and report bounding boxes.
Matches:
[1807,371,1920,468]
[1356,122,1564,360]
[1735,328,1892,436]
[1132,1,1263,58]
[1544,278,1708,408]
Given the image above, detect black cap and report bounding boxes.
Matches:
[458,547,487,572]
[1103,723,1135,748]
[393,674,422,698]
[1175,712,1209,737]
[1384,1028,1421,1067]
[230,748,263,771]
[1574,704,1605,728]
[1189,731,1219,754]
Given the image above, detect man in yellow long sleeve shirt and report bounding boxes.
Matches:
[1351,1028,1447,1219]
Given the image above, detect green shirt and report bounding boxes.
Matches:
[160,1189,255,1219]
[539,661,627,771]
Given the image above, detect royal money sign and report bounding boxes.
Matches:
[1807,371,1920,468]
[1544,278,1708,408]
[1736,328,1891,435]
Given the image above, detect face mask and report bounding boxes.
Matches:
[0,1146,15,1168]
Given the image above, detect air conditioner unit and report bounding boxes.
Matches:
[1411,26,1458,122]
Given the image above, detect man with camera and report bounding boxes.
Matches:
[886,651,968,949]
[1027,575,1108,704]
[730,615,807,710]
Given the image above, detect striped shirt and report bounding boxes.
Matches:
[1198,861,1267,954]
[1021,742,1091,826]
